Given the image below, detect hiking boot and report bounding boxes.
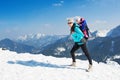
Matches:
[86,64,92,72]
[70,62,76,67]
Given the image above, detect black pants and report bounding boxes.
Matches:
[70,43,92,65]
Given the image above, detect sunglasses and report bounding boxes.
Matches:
[68,22,73,24]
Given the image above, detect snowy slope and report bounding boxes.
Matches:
[0,49,120,80]
[96,30,110,37]
[92,30,110,37]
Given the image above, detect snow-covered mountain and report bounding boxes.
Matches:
[107,25,120,37]
[0,38,35,53]
[91,30,110,37]
[17,33,65,48]
[90,25,120,38]
[0,48,120,80]
[0,25,120,65]
[38,36,74,57]
[0,33,65,53]
[17,33,46,41]
[37,25,120,64]
[39,34,120,64]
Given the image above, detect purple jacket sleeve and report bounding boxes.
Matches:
[81,20,87,30]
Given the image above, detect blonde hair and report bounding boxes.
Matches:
[67,18,74,23]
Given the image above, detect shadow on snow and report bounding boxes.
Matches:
[7,60,86,71]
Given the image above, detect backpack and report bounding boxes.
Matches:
[79,18,90,40]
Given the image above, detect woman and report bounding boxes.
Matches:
[67,18,92,72]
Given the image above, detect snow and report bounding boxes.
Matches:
[17,33,45,41]
[93,30,110,37]
[106,55,120,66]
[54,47,66,55]
[57,47,66,52]
[113,55,120,59]
[97,30,109,37]
[0,48,120,80]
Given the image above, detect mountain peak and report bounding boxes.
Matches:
[0,38,14,43]
[0,38,35,53]
[107,25,120,37]
[92,30,110,37]
[17,33,45,41]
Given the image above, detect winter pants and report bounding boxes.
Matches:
[70,43,92,65]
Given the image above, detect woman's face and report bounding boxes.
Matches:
[68,22,73,27]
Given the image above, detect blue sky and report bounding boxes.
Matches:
[0,0,120,39]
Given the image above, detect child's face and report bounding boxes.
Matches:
[76,19,80,24]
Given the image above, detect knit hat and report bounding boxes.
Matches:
[75,16,81,21]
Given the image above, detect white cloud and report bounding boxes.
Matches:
[53,3,62,7]
[44,24,51,27]
[81,5,86,8]
[77,5,86,9]
[5,29,11,33]
[88,20,110,31]
[95,20,107,24]
[87,0,98,2]
[60,1,64,3]
[52,1,64,7]
[4,27,19,34]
